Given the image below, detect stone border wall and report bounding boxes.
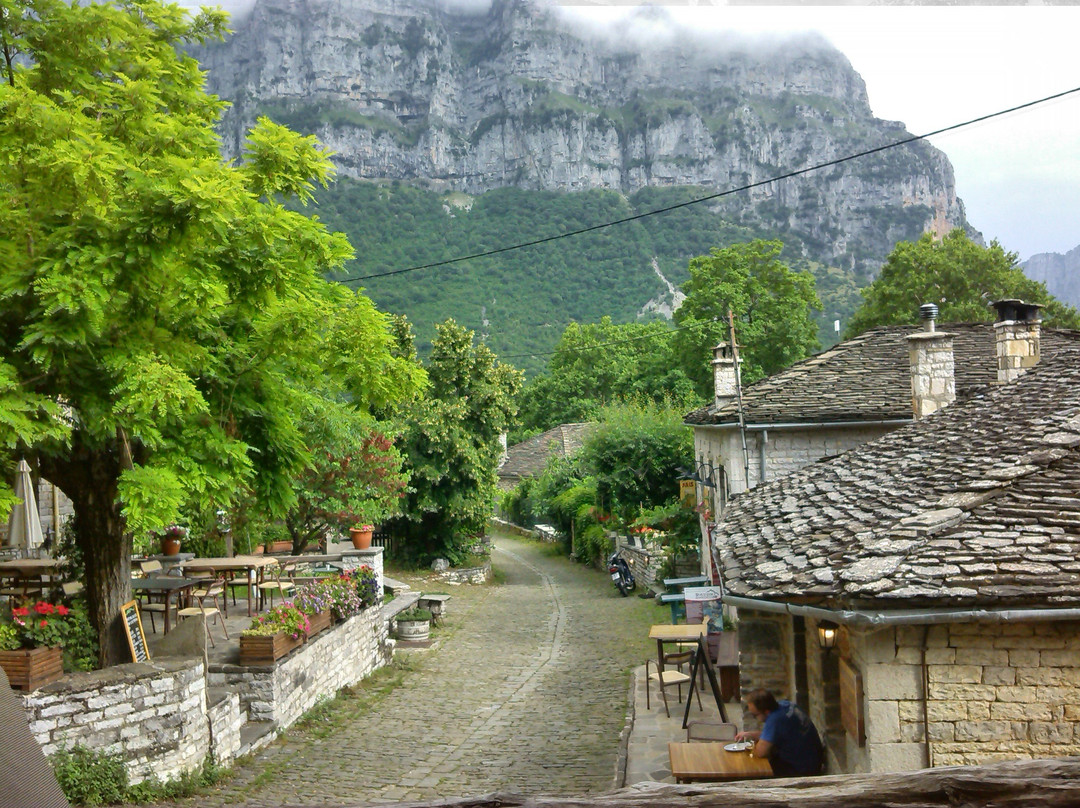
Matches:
[23,658,209,784]
[437,563,491,585]
[210,604,389,727]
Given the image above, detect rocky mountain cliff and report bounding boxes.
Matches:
[195,0,970,278]
[1024,245,1080,309]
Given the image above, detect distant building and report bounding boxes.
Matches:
[496,423,594,491]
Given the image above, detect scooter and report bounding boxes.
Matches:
[608,551,636,597]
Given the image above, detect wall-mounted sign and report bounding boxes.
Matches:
[839,656,865,746]
[679,479,696,504]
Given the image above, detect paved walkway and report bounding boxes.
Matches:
[184,533,670,807]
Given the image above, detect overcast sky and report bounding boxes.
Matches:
[560,5,1080,261]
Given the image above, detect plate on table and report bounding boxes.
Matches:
[723,741,752,752]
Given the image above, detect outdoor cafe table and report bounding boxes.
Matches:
[649,622,707,675]
[178,556,278,617]
[668,741,773,783]
[0,557,66,599]
[130,576,197,634]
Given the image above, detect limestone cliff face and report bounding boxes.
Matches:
[197,0,969,273]
[1023,246,1080,309]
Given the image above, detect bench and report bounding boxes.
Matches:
[417,594,451,624]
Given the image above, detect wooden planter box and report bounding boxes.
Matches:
[0,646,63,691]
[239,631,305,665]
[305,610,331,638]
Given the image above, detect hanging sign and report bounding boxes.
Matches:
[679,479,696,504]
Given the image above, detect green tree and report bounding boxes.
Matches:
[672,240,821,396]
[0,0,422,664]
[845,229,1080,337]
[387,320,521,564]
[514,317,698,439]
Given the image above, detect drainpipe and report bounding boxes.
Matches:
[759,429,768,485]
[920,625,932,768]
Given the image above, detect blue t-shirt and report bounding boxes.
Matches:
[760,699,822,776]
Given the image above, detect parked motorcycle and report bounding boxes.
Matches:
[607,551,636,597]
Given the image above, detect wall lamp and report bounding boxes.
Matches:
[677,462,720,489]
[817,620,839,653]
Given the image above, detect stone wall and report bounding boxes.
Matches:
[23,659,209,784]
[437,562,491,585]
[211,604,389,728]
[843,619,1080,773]
[736,611,792,732]
[207,690,242,765]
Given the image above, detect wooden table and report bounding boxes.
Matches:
[649,622,707,675]
[130,577,196,633]
[668,742,773,783]
[0,557,65,599]
[179,556,278,617]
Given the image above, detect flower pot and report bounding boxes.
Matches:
[239,632,305,665]
[266,540,292,554]
[349,527,373,550]
[396,617,430,642]
[0,646,63,691]
[305,611,331,638]
[160,536,182,556]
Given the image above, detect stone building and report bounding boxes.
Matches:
[683,302,1077,580]
[710,321,1080,774]
[496,422,593,492]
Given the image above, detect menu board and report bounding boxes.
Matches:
[121,600,151,663]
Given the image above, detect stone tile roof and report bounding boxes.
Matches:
[497,423,594,483]
[685,324,1080,426]
[714,347,1080,609]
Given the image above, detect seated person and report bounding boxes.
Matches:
[735,688,823,777]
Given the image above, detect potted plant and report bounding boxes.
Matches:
[348,523,374,550]
[292,583,333,637]
[321,575,362,621]
[239,604,310,664]
[159,524,186,556]
[0,601,74,690]
[352,565,381,608]
[395,607,432,642]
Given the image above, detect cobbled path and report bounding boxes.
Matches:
[183,533,660,807]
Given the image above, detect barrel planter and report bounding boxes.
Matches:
[0,646,63,691]
[239,632,305,665]
[396,616,430,642]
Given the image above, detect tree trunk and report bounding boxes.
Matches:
[40,437,134,668]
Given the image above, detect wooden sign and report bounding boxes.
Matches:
[679,479,696,504]
[121,600,151,664]
[839,656,865,746]
[683,635,729,728]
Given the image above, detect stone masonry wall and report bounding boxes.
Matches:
[22,659,209,784]
[207,690,242,766]
[210,604,388,728]
[737,611,792,733]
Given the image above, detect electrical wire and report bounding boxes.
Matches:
[497,316,717,360]
[337,85,1080,284]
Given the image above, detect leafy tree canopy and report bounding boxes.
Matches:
[672,239,821,395]
[513,317,698,440]
[0,0,422,664]
[844,229,1080,338]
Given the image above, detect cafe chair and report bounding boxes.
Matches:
[136,560,170,634]
[646,658,702,718]
[178,576,230,647]
[686,720,738,743]
[257,560,296,611]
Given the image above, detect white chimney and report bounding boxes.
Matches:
[907,304,955,419]
[712,342,740,411]
[991,299,1042,383]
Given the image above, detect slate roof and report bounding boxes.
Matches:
[685,323,1080,427]
[497,423,594,483]
[714,346,1080,610]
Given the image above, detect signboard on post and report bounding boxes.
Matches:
[684,586,724,632]
[679,479,696,505]
[121,600,151,663]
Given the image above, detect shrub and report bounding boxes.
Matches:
[397,607,431,622]
[52,745,129,805]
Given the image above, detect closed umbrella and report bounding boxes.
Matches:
[6,459,44,551]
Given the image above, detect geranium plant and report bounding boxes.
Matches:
[162,524,187,540]
[8,601,76,648]
[242,604,310,640]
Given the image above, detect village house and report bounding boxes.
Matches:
[710,308,1080,774]
[496,422,593,492]
[683,302,1078,580]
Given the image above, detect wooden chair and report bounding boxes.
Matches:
[686,720,738,743]
[136,560,170,634]
[646,657,702,718]
[257,561,296,610]
[177,576,229,647]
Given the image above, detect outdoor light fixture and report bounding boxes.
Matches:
[677,462,719,489]
[817,620,838,653]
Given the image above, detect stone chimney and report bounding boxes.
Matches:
[712,342,741,411]
[907,303,955,419]
[991,299,1042,383]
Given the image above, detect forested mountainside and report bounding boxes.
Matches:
[194,0,973,373]
[1024,246,1080,309]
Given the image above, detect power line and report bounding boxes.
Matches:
[498,316,716,360]
[337,85,1080,284]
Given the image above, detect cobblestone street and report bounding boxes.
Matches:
[182,532,665,807]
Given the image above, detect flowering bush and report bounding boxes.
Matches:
[352,565,380,608]
[320,575,362,620]
[352,524,374,532]
[242,604,310,640]
[292,581,332,617]
[6,601,77,648]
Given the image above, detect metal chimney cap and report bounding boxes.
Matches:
[990,299,1043,323]
[919,303,939,321]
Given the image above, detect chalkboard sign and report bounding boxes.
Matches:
[121,600,151,663]
[683,634,728,728]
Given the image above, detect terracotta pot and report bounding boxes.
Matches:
[0,646,63,691]
[160,536,182,556]
[349,527,373,550]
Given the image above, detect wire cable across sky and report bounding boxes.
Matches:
[339,85,1080,285]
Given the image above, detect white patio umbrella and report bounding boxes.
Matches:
[6,459,45,551]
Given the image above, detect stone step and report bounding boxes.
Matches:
[237,721,276,759]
